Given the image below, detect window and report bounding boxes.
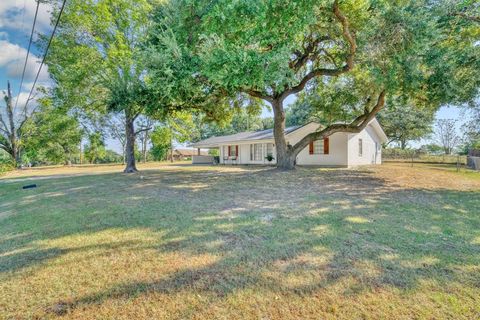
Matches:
[250,143,263,161]
[224,145,238,158]
[266,143,274,157]
[229,145,238,157]
[309,138,329,155]
[223,146,229,159]
[313,140,324,154]
[358,139,363,157]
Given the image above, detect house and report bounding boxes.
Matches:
[191,119,388,167]
[169,148,209,161]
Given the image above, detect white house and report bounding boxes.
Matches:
[191,119,388,167]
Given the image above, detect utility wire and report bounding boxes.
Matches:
[13,0,29,77]
[24,0,67,111]
[14,0,40,111]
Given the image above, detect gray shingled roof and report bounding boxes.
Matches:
[191,125,302,147]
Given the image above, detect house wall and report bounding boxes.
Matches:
[217,122,382,167]
[347,126,382,166]
[295,132,349,166]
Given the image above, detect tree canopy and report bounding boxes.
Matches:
[22,95,83,165]
[46,0,155,172]
[146,0,480,169]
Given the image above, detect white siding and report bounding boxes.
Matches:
[217,122,382,167]
[295,132,349,166]
[347,126,382,166]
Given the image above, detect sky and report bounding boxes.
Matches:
[0,0,52,109]
[0,1,469,153]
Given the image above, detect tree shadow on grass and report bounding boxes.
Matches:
[0,166,479,316]
[0,240,150,274]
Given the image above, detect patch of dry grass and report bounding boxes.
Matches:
[0,163,479,319]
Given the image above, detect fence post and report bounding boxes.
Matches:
[411,150,414,167]
[457,155,460,172]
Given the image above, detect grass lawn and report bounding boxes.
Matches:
[1,163,479,319]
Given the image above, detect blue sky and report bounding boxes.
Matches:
[0,1,468,153]
[0,0,52,109]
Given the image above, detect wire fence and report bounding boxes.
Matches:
[382,149,467,165]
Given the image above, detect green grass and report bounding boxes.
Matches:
[1,164,480,319]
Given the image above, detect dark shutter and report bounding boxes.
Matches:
[324,137,329,155]
[228,146,231,157]
[235,145,239,157]
[309,142,314,155]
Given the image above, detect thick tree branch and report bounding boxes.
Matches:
[289,36,331,71]
[451,12,480,23]
[280,67,348,100]
[243,89,273,103]
[134,126,152,136]
[279,0,357,101]
[0,114,9,134]
[333,0,356,71]
[291,90,386,155]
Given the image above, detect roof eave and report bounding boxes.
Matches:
[369,118,388,144]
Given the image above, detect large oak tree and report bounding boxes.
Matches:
[147,0,480,169]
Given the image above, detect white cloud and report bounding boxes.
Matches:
[0,88,44,116]
[0,0,52,34]
[0,40,49,83]
[12,91,30,109]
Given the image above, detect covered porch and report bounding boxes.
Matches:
[218,142,276,165]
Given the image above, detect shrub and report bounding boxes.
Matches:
[0,158,14,175]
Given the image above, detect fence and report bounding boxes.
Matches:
[382,149,467,165]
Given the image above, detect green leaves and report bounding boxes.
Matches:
[22,97,83,164]
[47,0,153,115]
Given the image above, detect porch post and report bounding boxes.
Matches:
[197,148,200,156]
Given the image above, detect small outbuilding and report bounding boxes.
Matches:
[467,149,480,170]
[169,148,209,161]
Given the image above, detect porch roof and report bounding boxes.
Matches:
[191,125,302,148]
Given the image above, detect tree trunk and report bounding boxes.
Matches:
[400,139,407,150]
[272,99,295,170]
[142,130,149,163]
[11,141,18,165]
[4,81,19,166]
[122,143,126,165]
[124,114,138,173]
[170,126,174,163]
[79,142,83,165]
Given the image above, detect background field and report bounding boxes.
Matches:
[1,163,479,319]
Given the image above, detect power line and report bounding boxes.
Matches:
[24,0,67,111]
[14,0,40,111]
[13,0,29,77]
